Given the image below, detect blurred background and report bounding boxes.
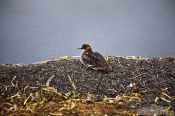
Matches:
[0,0,175,64]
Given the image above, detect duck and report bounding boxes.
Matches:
[78,44,112,72]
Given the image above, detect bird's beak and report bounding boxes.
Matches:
[77,48,82,50]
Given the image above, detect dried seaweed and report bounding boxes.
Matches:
[0,56,175,115]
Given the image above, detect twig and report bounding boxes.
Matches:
[107,89,117,93]
[23,84,39,93]
[10,92,20,99]
[24,93,33,105]
[67,75,76,90]
[24,84,29,93]
[130,73,147,80]
[119,84,125,89]
[46,75,55,87]
[11,76,17,87]
[1,85,9,95]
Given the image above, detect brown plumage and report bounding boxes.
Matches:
[78,44,112,72]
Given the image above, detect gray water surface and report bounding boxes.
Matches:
[0,0,175,64]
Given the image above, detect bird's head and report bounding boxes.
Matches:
[78,44,93,53]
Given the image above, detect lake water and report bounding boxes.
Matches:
[0,0,175,64]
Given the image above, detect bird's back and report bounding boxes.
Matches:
[81,52,112,72]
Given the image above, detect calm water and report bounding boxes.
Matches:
[0,0,175,64]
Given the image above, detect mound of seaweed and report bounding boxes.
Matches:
[0,56,175,115]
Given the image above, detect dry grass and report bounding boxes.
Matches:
[0,76,174,116]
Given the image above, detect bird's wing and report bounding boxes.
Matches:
[92,52,109,67]
[81,52,111,71]
[81,53,96,66]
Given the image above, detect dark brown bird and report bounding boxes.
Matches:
[78,44,112,72]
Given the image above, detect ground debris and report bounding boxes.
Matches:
[0,56,175,115]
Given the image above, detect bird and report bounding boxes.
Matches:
[78,44,112,72]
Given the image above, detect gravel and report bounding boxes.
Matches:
[0,56,175,109]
